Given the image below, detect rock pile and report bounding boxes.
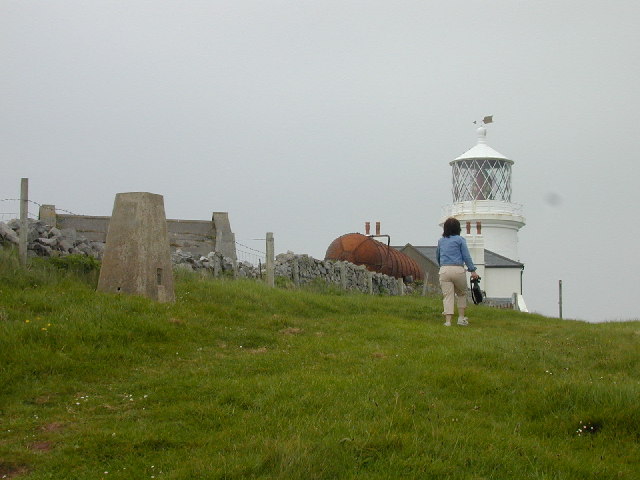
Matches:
[171,250,259,279]
[0,219,104,259]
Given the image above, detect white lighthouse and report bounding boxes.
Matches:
[442,122,525,262]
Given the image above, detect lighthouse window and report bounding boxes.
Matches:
[452,159,512,203]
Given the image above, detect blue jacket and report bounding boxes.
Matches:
[436,235,477,272]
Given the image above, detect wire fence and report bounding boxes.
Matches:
[2,195,267,271]
[0,198,81,222]
[0,198,39,221]
[235,240,266,267]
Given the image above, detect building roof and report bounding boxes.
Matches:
[454,143,509,161]
[395,245,524,269]
[484,249,524,268]
[452,126,511,162]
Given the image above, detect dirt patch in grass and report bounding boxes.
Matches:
[0,462,30,478]
[28,441,53,452]
[34,395,54,405]
[371,352,387,359]
[246,347,268,354]
[40,422,65,433]
[320,352,337,359]
[280,327,303,335]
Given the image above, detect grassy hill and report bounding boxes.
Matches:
[1,248,638,479]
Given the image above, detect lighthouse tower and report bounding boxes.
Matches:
[442,123,525,261]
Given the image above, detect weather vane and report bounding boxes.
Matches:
[473,115,493,126]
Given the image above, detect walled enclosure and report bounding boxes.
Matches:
[97,192,175,303]
[38,205,236,260]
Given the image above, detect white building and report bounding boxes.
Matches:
[398,244,524,307]
[443,125,525,261]
[440,123,527,310]
[394,122,527,310]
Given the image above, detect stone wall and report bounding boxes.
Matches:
[274,252,405,295]
[170,250,405,295]
[0,218,105,258]
[1,220,409,296]
[171,250,257,279]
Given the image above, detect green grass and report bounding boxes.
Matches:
[1,247,639,479]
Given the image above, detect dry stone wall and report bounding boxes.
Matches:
[171,250,257,279]
[171,250,404,295]
[274,252,403,295]
[0,219,105,259]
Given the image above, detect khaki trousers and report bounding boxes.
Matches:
[439,265,467,315]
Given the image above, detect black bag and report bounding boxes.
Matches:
[470,276,483,304]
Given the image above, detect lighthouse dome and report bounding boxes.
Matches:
[452,126,511,163]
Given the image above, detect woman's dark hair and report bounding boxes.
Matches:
[442,217,461,237]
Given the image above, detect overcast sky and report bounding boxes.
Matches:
[2,0,639,322]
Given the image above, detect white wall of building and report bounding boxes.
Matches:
[443,201,525,262]
[474,222,520,262]
[483,268,522,298]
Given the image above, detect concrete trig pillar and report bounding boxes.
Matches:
[97,192,175,302]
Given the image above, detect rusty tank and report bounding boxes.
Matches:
[325,233,423,281]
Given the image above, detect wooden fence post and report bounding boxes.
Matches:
[265,232,275,287]
[292,257,300,287]
[422,272,429,296]
[339,262,347,290]
[213,256,221,278]
[559,280,563,319]
[19,178,28,267]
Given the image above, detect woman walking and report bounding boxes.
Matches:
[436,217,479,326]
